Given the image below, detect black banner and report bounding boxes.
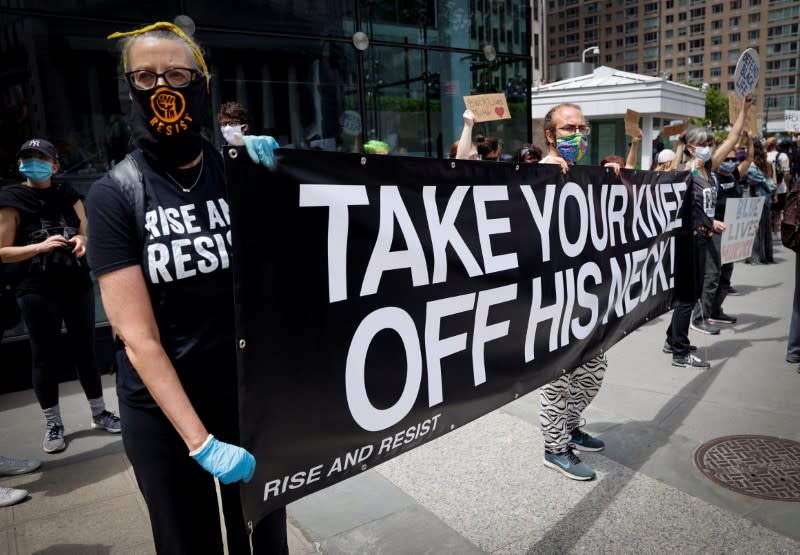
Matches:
[225,149,689,528]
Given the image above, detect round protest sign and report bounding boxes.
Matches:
[339,110,362,136]
[733,48,759,99]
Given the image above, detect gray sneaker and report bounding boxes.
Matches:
[0,486,28,507]
[0,456,41,477]
[43,422,66,454]
[91,410,121,433]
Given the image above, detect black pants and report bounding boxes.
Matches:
[17,285,102,409]
[667,233,708,356]
[120,401,288,555]
[693,232,733,322]
[751,201,774,263]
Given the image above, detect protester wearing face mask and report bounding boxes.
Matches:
[664,96,752,365]
[217,100,249,146]
[86,22,286,553]
[536,102,608,482]
[0,139,121,455]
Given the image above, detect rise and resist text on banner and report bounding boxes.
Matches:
[224,150,690,528]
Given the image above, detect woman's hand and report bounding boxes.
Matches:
[68,234,87,257]
[36,234,69,254]
[463,109,475,129]
[603,161,622,176]
[713,220,726,234]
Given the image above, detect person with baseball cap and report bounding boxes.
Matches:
[0,138,121,455]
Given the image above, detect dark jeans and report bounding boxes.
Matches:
[751,201,774,263]
[120,402,288,555]
[787,254,800,362]
[17,285,102,409]
[693,232,733,322]
[667,233,708,356]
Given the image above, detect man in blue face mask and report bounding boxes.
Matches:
[17,139,59,185]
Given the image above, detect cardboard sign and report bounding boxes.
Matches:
[721,197,765,264]
[624,109,640,137]
[785,110,800,133]
[463,93,512,122]
[733,48,759,99]
[728,93,757,133]
[663,121,686,138]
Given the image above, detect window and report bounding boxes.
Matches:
[676,72,686,81]
[678,27,687,36]
[711,52,722,61]
[625,35,638,46]
[765,94,796,110]
[689,38,705,50]
[711,20,723,30]
[748,13,760,24]
[768,7,799,23]
[665,29,674,39]
[690,7,705,18]
[688,54,704,65]
[665,45,674,55]
[729,0,741,8]
[728,49,740,61]
[644,31,658,43]
[678,42,687,51]
[710,67,721,77]
[728,65,737,75]
[729,32,740,42]
[766,58,797,72]
[678,12,687,21]
[645,17,659,28]
[769,24,799,38]
[624,63,639,73]
[644,3,659,14]
[616,38,624,47]
[678,57,686,67]
[624,50,638,61]
[688,69,704,81]
[727,81,734,91]
[645,61,658,72]
[644,47,658,58]
[712,3,724,13]
[749,0,760,6]
[664,59,674,69]
[626,7,638,16]
[711,36,723,46]
[729,16,740,27]
[690,23,705,34]
[765,76,797,88]
[625,21,638,32]
[767,42,799,55]
[666,15,674,23]
[748,30,760,40]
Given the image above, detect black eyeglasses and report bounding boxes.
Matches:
[125,67,201,91]
[558,125,590,135]
[724,157,737,162]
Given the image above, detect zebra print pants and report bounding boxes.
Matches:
[539,353,607,454]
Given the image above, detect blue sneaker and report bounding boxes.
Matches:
[569,428,605,452]
[543,450,596,481]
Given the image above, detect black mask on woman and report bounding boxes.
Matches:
[128,78,208,167]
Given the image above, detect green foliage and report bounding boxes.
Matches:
[704,86,730,127]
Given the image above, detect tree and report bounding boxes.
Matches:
[691,86,729,128]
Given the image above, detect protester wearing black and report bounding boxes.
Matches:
[665,96,751,367]
[692,136,753,329]
[87,22,286,554]
[0,139,121,454]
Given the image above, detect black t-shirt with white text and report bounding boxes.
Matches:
[87,142,236,408]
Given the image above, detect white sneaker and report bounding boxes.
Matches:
[0,456,41,477]
[0,486,28,507]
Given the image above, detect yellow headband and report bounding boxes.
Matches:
[108,21,210,88]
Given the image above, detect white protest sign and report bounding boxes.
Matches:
[721,197,765,264]
[733,48,760,99]
[785,110,800,133]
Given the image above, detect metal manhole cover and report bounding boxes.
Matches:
[694,435,800,501]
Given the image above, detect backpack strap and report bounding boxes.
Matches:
[108,154,145,248]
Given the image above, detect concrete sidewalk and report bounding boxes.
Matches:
[1,242,799,554]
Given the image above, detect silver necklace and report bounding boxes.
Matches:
[164,155,204,193]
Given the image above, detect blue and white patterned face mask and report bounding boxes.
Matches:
[19,159,53,183]
[718,161,737,174]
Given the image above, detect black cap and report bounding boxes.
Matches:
[16,138,57,160]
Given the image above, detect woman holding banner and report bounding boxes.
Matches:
[665,95,753,364]
[86,22,287,554]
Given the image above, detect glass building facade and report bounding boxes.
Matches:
[0,1,533,341]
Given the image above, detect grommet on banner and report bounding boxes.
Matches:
[450,161,456,169]
[361,464,368,471]
[238,339,246,349]
[450,424,454,430]
[514,393,519,399]
[515,164,520,171]
[360,156,367,165]
[561,368,566,374]
[228,148,238,159]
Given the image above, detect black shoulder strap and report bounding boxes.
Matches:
[108,154,145,247]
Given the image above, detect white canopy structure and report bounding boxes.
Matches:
[531,66,706,169]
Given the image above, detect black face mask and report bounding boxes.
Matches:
[129,78,207,167]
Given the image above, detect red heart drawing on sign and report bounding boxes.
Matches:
[495,107,505,117]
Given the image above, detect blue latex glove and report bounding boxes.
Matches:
[190,435,256,485]
[242,135,280,168]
